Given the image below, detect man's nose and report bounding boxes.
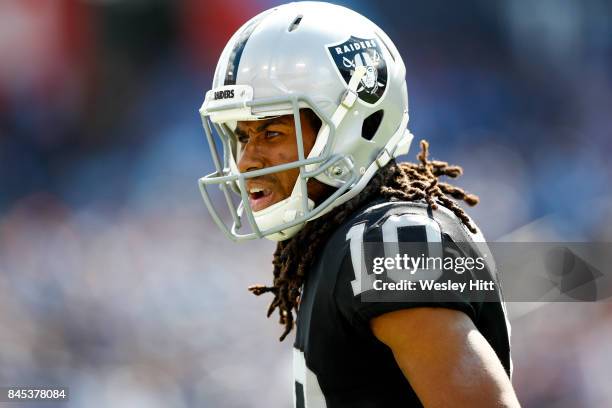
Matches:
[237,140,265,173]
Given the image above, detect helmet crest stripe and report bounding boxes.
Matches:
[224,14,268,85]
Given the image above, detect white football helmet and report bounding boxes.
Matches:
[198,1,413,241]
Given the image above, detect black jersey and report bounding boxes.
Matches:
[292,199,511,408]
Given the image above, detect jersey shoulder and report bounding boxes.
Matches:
[322,199,485,333]
[338,198,483,245]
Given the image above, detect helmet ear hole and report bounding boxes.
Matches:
[361,110,384,141]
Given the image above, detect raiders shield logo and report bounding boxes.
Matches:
[327,36,388,104]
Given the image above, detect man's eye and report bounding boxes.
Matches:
[265,131,282,138]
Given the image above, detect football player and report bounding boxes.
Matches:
[197,2,520,407]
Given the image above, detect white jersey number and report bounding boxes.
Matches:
[346,214,442,296]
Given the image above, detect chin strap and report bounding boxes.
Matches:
[305,66,367,164]
[308,110,413,223]
[338,65,367,111]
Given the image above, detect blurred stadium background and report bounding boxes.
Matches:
[0,0,611,407]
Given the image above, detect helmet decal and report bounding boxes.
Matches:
[327,36,388,104]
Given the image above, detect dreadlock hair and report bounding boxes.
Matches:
[248,140,480,341]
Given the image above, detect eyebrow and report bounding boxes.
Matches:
[235,117,290,139]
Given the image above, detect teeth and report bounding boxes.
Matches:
[249,187,264,194]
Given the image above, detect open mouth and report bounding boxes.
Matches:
[248,186,275,212]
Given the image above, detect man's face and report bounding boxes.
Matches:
[236,111,320,212]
